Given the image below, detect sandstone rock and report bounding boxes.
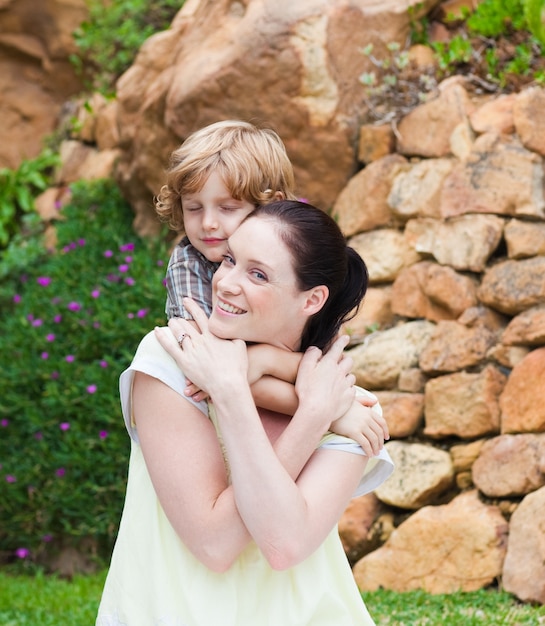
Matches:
[396,79,475,157]
[357,123,395,164]
[338,493,384,563]
[440,133,545,219]
[55,141,121,184]
[478,257,545,315]
[419,319,499,374]
[387,158,454,220]
[472,434,545,497]
[405,214,504,272]
[503,486,545,605]
[502,305,545,346]
[0,0,88,168]
[343,286,394,342]
[449,119,475,161]
[469,93,516,134]
[487,344,530,369]
[353,491,508,593]
[450,439,485,472]
[95,100,121,152]
[374,391,424,438]
[114,0,436,233]
[349,229,421,284]
[350,320,435,389]
[504,218,545,259]
[458,304,508,333]
[513,86,545,158]
[398,367,427,393]
[423,366,506,439]
[333,154,407,236]
[375,441,454,509]
[391,261,477,321]
[500,346,545,433]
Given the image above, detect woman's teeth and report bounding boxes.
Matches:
[218,301,245,315]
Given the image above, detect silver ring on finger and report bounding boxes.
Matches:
[177,333,188,348]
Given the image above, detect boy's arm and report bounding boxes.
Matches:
[246,344,301,385]
[330,400,389,458]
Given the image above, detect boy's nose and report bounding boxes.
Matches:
[202,209,218,230]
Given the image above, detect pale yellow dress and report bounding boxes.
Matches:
[96,332,394,626]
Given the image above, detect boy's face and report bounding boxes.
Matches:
[182,171,255,263]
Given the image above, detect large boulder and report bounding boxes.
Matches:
[113,0,438,234]
[0,0,88,167]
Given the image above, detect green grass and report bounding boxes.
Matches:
[365,588,545,625]
[1,571,544,624]
[0,570,106,625]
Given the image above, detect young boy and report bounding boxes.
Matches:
[155,120,388,456]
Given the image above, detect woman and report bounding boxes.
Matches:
[96,200,393,625]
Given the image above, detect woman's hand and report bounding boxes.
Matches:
[294,335,356,433]
[155,298,248,398]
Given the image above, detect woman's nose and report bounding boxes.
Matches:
[216,268,241,295]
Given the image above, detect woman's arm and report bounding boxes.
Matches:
[135,330,357,572]
[155,301,368,570]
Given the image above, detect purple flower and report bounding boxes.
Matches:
[46,333,55,342]
[120,243,135,252]
[6,475,16,483]
[78,238,86,246]
[136,309,148,318]
[86,384,97,394]
[42,534,53,543]
[0,419,8,427]
[65,355,75,363]
[59,422,70,431]
[15,548,29,559]
[53,314,62,323]
[156,260,164,267]
[127,313,134,319]
[37,276,51,287]
[34,431,43,440]
[50,371,59,380]
[124,256,133,263]
[41,352,49,360]
[32,318,43,327]
[67,301,81,312]
[124,277,135,286]
[99,360,108,368]
[93,322,101,329]
[118,264,129,273]
[91,289,100,298]
[99,430,108,439]
[55,468,66,478]
[27,314,34,322]
[103,250,114,258]
[13,294,21,303]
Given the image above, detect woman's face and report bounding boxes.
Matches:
[209,216,319,351]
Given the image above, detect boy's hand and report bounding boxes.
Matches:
[330,399,389,458]
[183,378,209,402]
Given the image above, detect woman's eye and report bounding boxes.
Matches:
[222,254,235,265]
[251,270,267,281]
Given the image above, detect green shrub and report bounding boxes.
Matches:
[0,149,59,249]
[71,0,184,94]
[0,179,170,565]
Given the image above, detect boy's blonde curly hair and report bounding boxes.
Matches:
[155,120,297,232]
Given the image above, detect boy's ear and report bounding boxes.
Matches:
[302,285,329,316]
